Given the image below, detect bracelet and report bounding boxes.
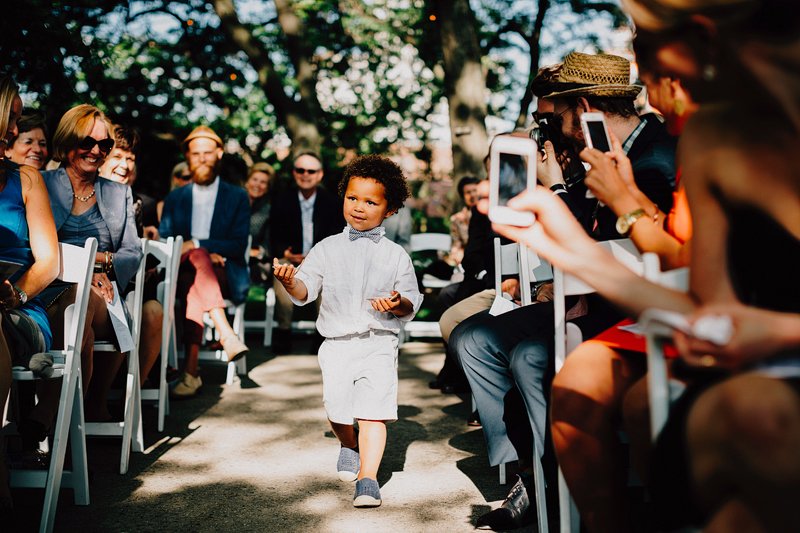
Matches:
[550,183,567,195]
[107,251,114,274]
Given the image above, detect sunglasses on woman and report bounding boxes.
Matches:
[78,136,115,153]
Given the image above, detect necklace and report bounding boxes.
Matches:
[73,187,96,202]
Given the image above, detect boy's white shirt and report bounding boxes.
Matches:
[290,226,423,338]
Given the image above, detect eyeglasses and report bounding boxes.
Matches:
[78,136,114,153]
[293,167,321,175]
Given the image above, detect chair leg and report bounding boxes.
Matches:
[119,371,134,475]
[558,467,580,533]
[532,441,549,533]
[225,362,236,385]
[69,375,89,506]
[39,369,75,532]
[264,289,275,347]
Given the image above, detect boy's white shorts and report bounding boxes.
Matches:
[318,330,399,424]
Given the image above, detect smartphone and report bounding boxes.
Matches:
[489,135,537,227]
[580,112,612,153]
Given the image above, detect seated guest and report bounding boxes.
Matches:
[159,126,250,398]
[4,111,48,170]
[38,104,143,425]
[246,162,275,286]
[100,125,159,238]
[269,152,344,353]
[451,51,676,530]
[549,69,696,533]
[448,176,480,266]
[0,75,59,510]
[98,124,163,386]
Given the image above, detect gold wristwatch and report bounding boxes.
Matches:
[616,208,646,236]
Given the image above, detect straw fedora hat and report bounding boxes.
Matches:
[182,125,223,151]
[542,51,642,99]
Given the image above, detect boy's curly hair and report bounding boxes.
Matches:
[338,155,410,213]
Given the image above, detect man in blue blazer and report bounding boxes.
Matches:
[159,126,250,398]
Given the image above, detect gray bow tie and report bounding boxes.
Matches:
[348,226,385,243]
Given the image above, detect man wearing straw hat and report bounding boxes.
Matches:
[452,51,676,530]
[159,125,251,398]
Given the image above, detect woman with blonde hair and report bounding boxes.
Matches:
[36,104,142,424]
[0,74,59,510]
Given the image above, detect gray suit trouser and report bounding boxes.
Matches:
[450,303,554,467]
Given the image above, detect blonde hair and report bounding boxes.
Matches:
[51,104,114,162]
[248,161,276,181]
[0,75,20,144]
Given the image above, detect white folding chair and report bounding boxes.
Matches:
[641,254,690,440]
[139,236,182,432]
[244,286,275,347]
[86,240,147,474]
[411,232,454,290]
[6,238,97,533]
[553,238,644,533]
[399,233,454,342]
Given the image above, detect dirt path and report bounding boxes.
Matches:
[11,340,531,532]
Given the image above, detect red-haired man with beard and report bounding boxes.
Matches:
[159,126,250,398]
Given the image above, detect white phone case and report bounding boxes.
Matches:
[488,135,537,227]
[580,112,612,152]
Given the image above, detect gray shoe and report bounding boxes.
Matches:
[353,478,381,507]
[337,446,360,482]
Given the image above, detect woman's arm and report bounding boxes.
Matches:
[479,184,696,317]
[18,167,59,298]
[580,144,687,270]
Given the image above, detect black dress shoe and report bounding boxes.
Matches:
[476,475,535,530]
[467,410,481,427]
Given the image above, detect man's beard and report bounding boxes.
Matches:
[191,163,217,185]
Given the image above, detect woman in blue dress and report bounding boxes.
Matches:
[0,75,60,511]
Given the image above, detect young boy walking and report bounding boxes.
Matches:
[273,155,422,507]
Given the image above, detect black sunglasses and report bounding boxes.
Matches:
[293,167,321,175]
[78,136,114,153]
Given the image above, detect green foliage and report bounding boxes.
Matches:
[3,0,629,196]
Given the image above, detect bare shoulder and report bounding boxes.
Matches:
[18,165,45,191]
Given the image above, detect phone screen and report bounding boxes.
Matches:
[586,121,611,152]
[497,153,527,207]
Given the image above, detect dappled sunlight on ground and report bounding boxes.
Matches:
[10,341,523,532]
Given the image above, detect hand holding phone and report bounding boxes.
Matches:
[580,112,613,153]
[489,135,537,227]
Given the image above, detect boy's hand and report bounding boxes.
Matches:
[273,258,298,289]
[370,291,402,313]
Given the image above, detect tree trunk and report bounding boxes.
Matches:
[515,0,550,128]
[432,0,490,181]
[211,0,322,153]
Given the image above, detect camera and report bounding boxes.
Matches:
[530,117,552,149]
